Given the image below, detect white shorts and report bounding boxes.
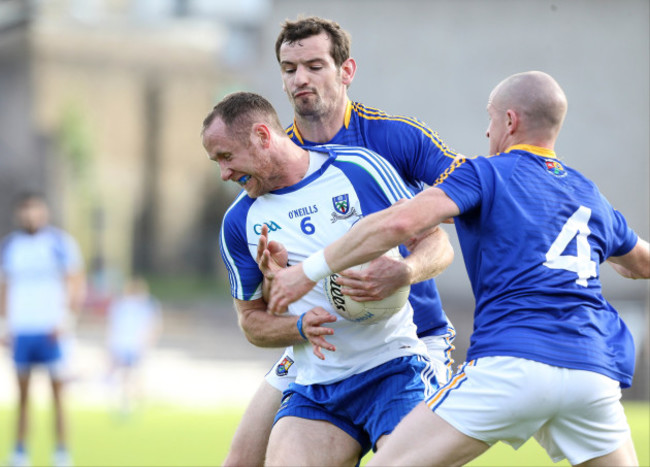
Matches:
[427,356,631,465]
[419,329,455,387]
[264,328,456,392]
[264,347,297,392]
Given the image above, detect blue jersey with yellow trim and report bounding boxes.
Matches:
[286,101,458,336]
[435,145,638,387]
[220,145,426,385]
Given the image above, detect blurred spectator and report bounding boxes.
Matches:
[105,276,162,416]
[0,193,85,467]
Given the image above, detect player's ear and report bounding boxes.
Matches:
[506,109,519,135]
[341,58,356,86]
[254,123,272,148]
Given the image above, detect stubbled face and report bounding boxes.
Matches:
[279,32,347,120]
[16,199,49,233]
[202,119,282,198]
[485,89,509,155]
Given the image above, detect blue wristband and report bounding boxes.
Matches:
[296,313,307,340]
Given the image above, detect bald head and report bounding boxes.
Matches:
[488,71,568,150]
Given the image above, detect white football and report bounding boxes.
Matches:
[323,247,410,325]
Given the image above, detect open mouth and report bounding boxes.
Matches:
[237,175,251,186]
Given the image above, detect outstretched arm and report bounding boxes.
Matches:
[608,238,650,279]
[335,225,453,302]
[403,226,454,283]
[268,187,460,313]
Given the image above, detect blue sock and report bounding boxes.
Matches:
[15,442,25,453]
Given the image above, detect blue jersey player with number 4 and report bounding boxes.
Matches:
[268,71,650,467]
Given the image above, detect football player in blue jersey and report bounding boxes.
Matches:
[223,16,460,466]
[1,193,86,467]
[203,91,448,465]
[268,71,649,466]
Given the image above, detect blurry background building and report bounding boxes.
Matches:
[1,0,272,285]
[0,0,648,398]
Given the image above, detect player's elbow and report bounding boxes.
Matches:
[610,238,650,279]
[238,315,262,346]
[629,265,650,280]
[610,239,650,280]
[440,237,455,271]
[238,319,278,348]
[238,321,264,347]
[241,328,269,347]
[614,265,650,280]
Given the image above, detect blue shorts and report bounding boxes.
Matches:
[12,333,62,373]
[274,355,432,454]
[111,349,141,367]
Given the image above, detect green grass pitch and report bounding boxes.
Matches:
[0,401,647,466]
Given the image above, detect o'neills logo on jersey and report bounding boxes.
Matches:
[330,194,360,223]
[288,204,318,219]
[253,221,282,235]
[544,159,567,178]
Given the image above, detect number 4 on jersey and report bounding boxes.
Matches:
[543,206,597,287]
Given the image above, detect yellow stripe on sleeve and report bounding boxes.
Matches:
[353,103,458,160]
[433,156,467,186]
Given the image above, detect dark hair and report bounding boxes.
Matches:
[275,16,351,67]
[202,92,284,138]
[14,191,46,207]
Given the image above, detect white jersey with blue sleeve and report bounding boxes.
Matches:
[1,226,83,334]
[287,101,457,337]
[435,144,638,387]
[220,145,427,385]
[107,294,161,354]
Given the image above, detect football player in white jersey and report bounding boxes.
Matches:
[105,276,162,415]
[203,92,446,465]
[0,193,86,467]
[267,71,650,467]
[222,16,458,467]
